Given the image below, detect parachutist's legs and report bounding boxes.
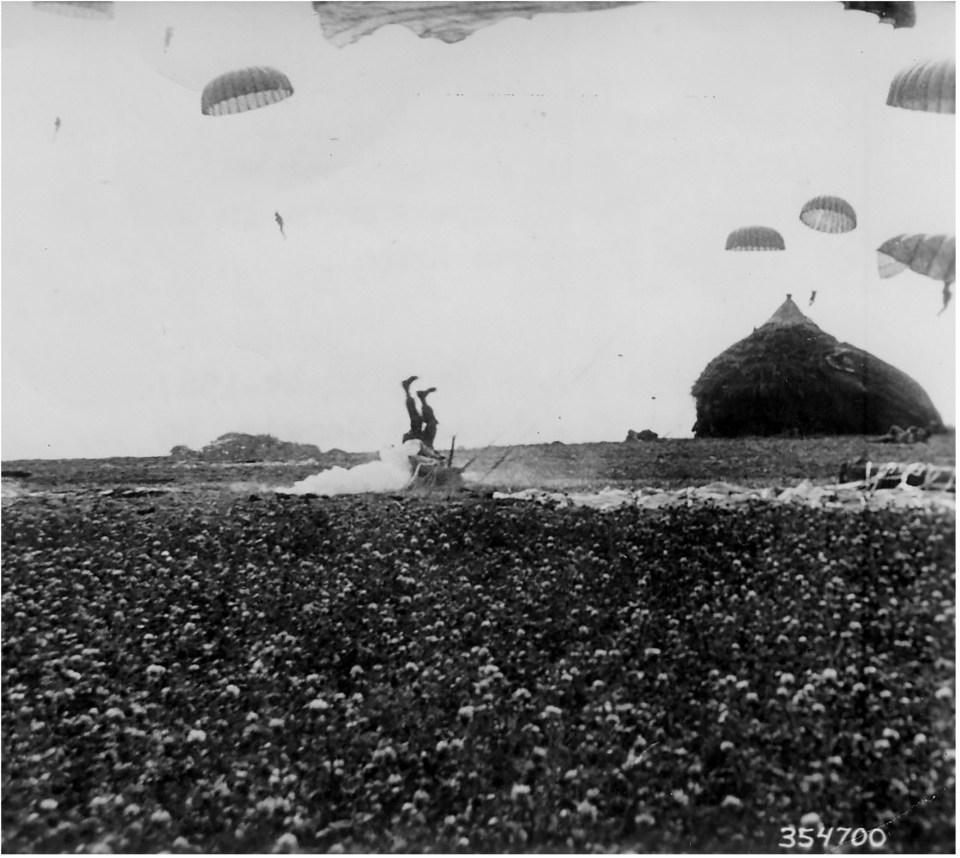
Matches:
[418,388,438,448]
[402,377,422,441]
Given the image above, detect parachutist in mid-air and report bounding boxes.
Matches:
[164,26,174,51]
[938,282,953,315]
[275,211,286,239]
[809,290,817,306]
[53,116,61,140]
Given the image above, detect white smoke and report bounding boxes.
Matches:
[277,441,421,496]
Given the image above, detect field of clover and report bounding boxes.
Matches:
[2,492,955,853]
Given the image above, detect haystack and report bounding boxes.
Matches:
[691,295,944,437]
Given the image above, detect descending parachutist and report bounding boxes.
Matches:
[809,290,817,306]
[938,282,952,315]
[164,26,174,52]
[275,211,286,239]
[53,116,61,140]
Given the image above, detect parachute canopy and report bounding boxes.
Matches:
[799,196,857,234]
[840,2,915,28]
[887,60,956,114]
[32,1,113,19]
[725,226,785,252]
[201,67,294,117]
[877,234,956,284]
[311,1,633,47]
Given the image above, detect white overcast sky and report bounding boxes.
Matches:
[1,0,956,459]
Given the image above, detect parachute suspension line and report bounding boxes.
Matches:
[468,314,640,482]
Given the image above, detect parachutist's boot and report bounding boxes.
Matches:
[402,376,418,391]
[417,387,437,401]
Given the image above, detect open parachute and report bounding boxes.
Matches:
[840,2,915,28]
[32,1,113,19]
[877,233,956,312]
[799,196,857,234]
[201,67,294,117]
[887,60,956,114]
[725,226,785,252]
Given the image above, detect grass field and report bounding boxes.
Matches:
[2,436,955,853]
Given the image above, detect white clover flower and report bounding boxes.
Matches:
[306,698,329,711]
[64,669,82,682]
[39,798,58,811]
[914,733,928,745]
[268,718,285,729]
[510,783,531,801]
[272,832,299,853]
[720,795,742,809]
[720,741,734,752]
[671,789,689,807]
[644,647,661,657]
[458,705,475,722]
[821,668,838,681]
[105,708,125,720]
[778,673,795,685]
[800,812,822,827]
[150,809,172,824]
[874,739,891,750]
[541,705,562,718]
[935,686,953,700]
[225,684,240,698]
[186,728,207,743]
[146,665,166,676]
[882,727,900,740]
[635,812,655,825]
[576,799,599,820]
[745,692,759,703]
[350,665,364,677]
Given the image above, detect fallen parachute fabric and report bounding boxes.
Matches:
[840,1,915,29]
[201,67,294,117]
[277,442,421,496]
[311,1,635,47]
[799,196,857,234]
[876,234,955,284]
[886,59,956,114]
[490,468,955,513]
[32,1,113,19]
[725,226,785,251]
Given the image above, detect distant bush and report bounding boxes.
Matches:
[170,433,322,463]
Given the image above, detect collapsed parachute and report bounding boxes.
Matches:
[799,196,857,234]
[32,1,113,19]
[887,60,956,114]
[725,226,785,252]
[201,67,294,117]
[877,233,956,312]
[840,2,915,29]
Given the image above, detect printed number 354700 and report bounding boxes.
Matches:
[779,826,887,850]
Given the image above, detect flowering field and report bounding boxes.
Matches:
[2,488,955,853]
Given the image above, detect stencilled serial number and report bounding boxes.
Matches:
[779,825,887,851]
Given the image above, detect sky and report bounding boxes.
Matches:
[1,0,956,459]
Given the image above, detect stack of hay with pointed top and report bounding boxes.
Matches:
[691,295,944,437]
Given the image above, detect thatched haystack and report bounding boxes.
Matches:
[692,296,944,437]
